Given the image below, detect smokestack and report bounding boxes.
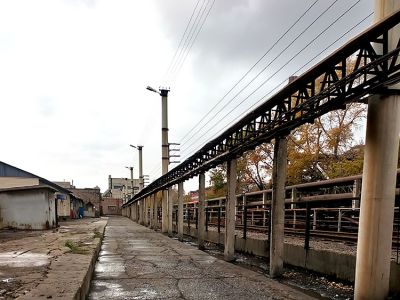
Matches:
[108,175,112,190]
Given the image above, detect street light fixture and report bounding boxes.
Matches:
[146,86,160,94]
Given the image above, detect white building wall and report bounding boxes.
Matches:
[0,189,56,230]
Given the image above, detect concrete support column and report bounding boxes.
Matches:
[138,202,142,225]
[142,200,146,225]
[140,199,145,225]
[178,182,184,241]
[168,187,173,236]
[162,190,168,233]
[153,194,158,230]
[145,197,149,226]
[354,94,400,299]
[270,137,287,278]
[134,203,137,221]
[354,2,400,298]
[224,158,237,261]
[149,195,154,229]
[198,173,206,250]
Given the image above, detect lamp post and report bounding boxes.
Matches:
[125,166,134,198]
[130,145,144,192]
[146,86,170,176]
[147,86,170,233]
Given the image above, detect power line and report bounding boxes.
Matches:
[178,0,320,145]
[170,0,216,84]
[182,0,368,159]
[181,0,345,153]
[167,0,212,84]
[180,10,373,161]
[163,0,202,83]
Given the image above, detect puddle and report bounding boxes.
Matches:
[0,252,48,267]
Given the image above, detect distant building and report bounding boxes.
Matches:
[54,181,102,218]
[101,197,123,215]
[102,175,140,204]
[0,161,80,229]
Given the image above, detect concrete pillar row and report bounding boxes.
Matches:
[270,136,287,278]
[198,174,206,250]
[224,158,237,261]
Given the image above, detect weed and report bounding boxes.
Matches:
[64,240,89,254]
[93,228,102,239]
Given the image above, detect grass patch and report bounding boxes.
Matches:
[93,228,102,239]
[64,240,89,254]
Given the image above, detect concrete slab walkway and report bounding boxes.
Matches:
[89,216,315,300]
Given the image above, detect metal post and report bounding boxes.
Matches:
[354,2,400,298]
[337,209,342,233]
[312,209,317,231]
[243,205,247,240]
[217,207,221,233]
[305,202,311,250]
[224,158,237,261]
[178,182,184,241]
[205,207,209,232]
[270,136,287,278]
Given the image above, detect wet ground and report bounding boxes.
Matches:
[181,236,354,300]
[89,216,315,300]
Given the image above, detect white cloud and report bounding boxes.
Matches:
[0,0,373,193]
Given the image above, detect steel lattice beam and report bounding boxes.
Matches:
[124,9,400,207]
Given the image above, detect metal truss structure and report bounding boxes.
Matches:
[124,10,400,206]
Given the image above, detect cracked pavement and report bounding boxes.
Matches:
[0,218,107,299]
[89,216,315,300]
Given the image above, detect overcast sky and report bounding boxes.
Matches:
[0,0,373,193]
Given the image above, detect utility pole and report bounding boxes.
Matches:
[125,166,134,198]
[146,86,170,233]
[130,144,144,192]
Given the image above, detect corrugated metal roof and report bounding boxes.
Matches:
[0,161,71,195]
[0,184,57,193]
